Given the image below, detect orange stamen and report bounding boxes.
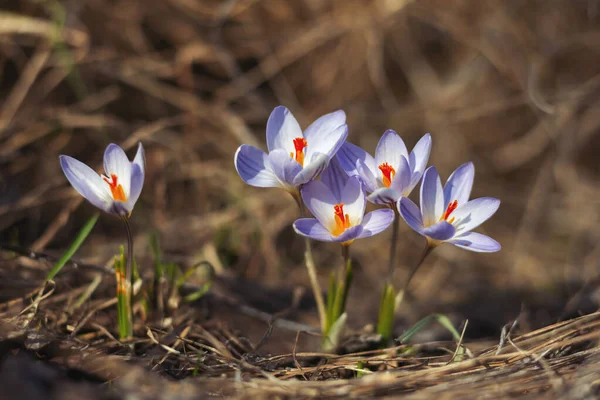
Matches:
[289,137,307,166]
[332,203,351,236]
[102,174,127,202]
[378,162,396,188]
[440,200,458,224]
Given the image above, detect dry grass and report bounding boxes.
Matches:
[1,0,600,398]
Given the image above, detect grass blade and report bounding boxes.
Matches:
[45,213,99,281]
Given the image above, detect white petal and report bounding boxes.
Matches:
[367,187,400,205]
[321,156,350,201]
[339,176,365,226]
[389,156,412,196]
[304,124,348,161]
[420,166,444,226]
[234,145,282,188]
[266,106,303,153]
[397,197,424,235]
[408,133,432,189]
[337,142,377,181]
[375,130,408,172]
[268,149,302,187]
[103,143,132,196]
[60,155,113,213]
[444,162,474,207]
[303,110,346,144]
[451,197,500,235]
[300,180,338,229]
[357,209,395,238]
[449,232,501,252]
[293,152,329,185]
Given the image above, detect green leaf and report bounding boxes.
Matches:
[45,213,99,281]
[398,313,462,344]
[376,283,396,345]
[323,312,347,352]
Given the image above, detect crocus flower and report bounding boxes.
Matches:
[293,157,395,244]
[337,130,431,205]
[397,162,501,252]
[59,143,145,218]
[234,106,348,193]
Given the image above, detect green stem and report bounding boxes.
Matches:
[121,217,134,339]
[386,207,400,284]
[292,192,327,333]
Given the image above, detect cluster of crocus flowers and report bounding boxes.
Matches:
[60,143,145,218]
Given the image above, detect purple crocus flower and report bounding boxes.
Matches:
[338,130,431,205]
[397,162,501,252]
[59,143,145,218]
[293,157,395,244]
[234,106,348,193]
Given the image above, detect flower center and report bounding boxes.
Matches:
[440,200,458,224]
[378,162,395,188]
[290,137,307,166]
[332,203,351,236]
[103,174,127,202]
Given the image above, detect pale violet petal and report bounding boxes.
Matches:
[356,159,379,193]
[389,156,411,196]
[126,143,145,212]
[303,110,346,144]
[125,163,144,213]
[357,209,395,239]
[234,145,281,188]
[451,197,500,235]
[408,133,431,189]
[397,197,424,234]
[374,130,408,171]
[337,142,378,180]
[339,176,365,226]
[133,142,145,176]
[444,162,474,207]
[449,232,501,252]
[423,221,456,241]
[103,143,132,196]
[305,123,348,161]
[331,225,364,243]
[293,152,329,185]
[420,166,444,226]
[60,155,113,213]
[367,187,400,205]
[300,179,338,228]
[293,218,337,242]
[266,106,303,153]
[321,156,350,201]
[268,149,302,187]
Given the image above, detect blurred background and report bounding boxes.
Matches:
[1,0,599,351]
